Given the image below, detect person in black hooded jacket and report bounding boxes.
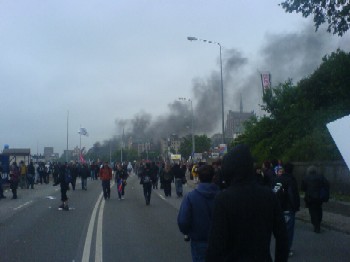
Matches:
[206,144,288,262]
[301,165,329,233]
[272,163,300,257]
[53,163,70,211]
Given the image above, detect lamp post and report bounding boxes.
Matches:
[179,97,195,160]
[187,36,225,144]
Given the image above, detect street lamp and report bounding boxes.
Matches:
[179,97,195,160]
[187,36,225,144]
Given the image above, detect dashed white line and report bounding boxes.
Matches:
[13,201,33,210]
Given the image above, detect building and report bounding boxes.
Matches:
[225,95,254,140]
[160,134,182,158]
[44,147,54,162]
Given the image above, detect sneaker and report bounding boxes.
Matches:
[121,197,124,200]
[63,205,69,211]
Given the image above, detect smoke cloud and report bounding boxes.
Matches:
[110,24,349,145]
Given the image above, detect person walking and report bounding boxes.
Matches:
[53,162,70,211]
[140,162,153,205]
[161,163,173,197]
[27,161,35,189]
[37,162,45,184]
[206,145,288,262]
[301,165,330,233]
[177,165,220,262]
[70,162,79,190]
[9,162,20,199]
[99,162,112,200]
[0,162,6,199]
[80,163,89,190]
[19,161,27,189]
[173,163,185,197]
[115,163,128,200]
[151,162,159,190]
[272,163,300,257]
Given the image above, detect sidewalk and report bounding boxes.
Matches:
[185,176,350,234]
[297,200,350,234]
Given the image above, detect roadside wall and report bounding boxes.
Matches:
[293,161,350,195]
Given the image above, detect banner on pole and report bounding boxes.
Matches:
[260,72,271,92]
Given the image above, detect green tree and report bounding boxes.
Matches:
[280,0,350,36]
[179,134,212,159]
[240,50,350,162]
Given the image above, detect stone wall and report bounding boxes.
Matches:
[292,161,350,195]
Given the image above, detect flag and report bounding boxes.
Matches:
[260,73,271,92]
[80,153,86,163]
[118,181,123,193]
[78,127,88,136]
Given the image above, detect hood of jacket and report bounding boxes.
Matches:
[195,183,220,199]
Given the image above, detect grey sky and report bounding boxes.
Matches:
[0,1,349,155]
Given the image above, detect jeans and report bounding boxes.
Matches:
[191,241,207,262]
[175,178,183,197]
[284,211,295,251]
[81,177,87,190]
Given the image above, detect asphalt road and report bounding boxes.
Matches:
[1,174,350,262]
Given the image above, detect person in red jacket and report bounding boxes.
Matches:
[99,162,112,200]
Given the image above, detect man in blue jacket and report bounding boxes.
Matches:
[177,165,220,262]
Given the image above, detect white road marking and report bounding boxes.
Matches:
[46,196,56,199]
[82,193,103,262]
[95,198,105,262]
[13,201,33,210]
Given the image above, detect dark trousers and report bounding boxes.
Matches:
[308,201,323,232]
[163,181,171,196]
[71,177,77,190]
[143,183,152,204]
[27,175,34,189]
[102,180,111,199]
[81,177,87,190]
[0,180,5,197]
[61,187,68,202]
[10,181,18,199]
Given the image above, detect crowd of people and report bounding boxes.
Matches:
[0,145,331,261]
[177,145,330,262]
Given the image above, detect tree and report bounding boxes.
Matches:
[240,50,350,163]
[280,0,350,36]
[179,134,212,160]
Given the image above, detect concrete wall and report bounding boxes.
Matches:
[293,161,350,195]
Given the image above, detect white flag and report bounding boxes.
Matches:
[78,127,88,136]
[327,114,350,172]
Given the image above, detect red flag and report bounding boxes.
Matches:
[80,153,86,163]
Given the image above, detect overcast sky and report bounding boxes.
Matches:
[1,0,349,155]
